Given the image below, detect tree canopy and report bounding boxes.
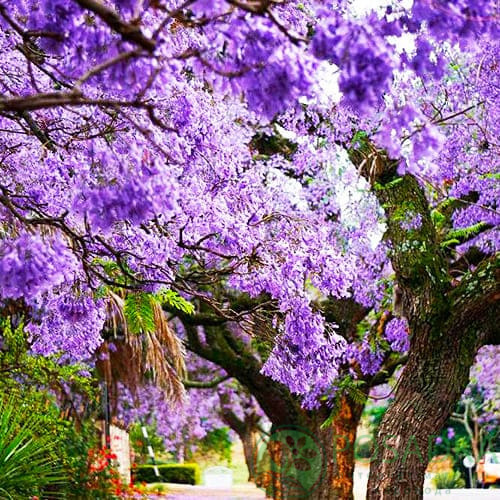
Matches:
[0,1,498,498]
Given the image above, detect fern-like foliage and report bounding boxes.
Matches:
[154,289,195,315]
[123,292,156,334]
[432,470,465,489]
[441,221,490,248]
[0,319,96,398]
[320,376,367,429]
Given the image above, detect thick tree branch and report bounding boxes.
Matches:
[183,374,231,389]
[447,254,500,347]
[0,91,159,114]
[369,353,408,387]
[319,297,370,342]
[74,0,156,52]
[165,307,226,326]
[182,320,306,425]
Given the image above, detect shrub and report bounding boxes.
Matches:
[197,427,232,462]
[0,394,68,498]
[133,463,201,485]
[432,470,466,489]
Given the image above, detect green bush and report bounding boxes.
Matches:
[0,394,68,498]
[133,463,201,485]
[197,427,232,462]
[432,470,466,489]
[130,422,165,458]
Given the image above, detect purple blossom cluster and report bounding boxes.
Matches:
[410,0,500,42]
[345,341,385,377]
[0,232,77,303]
[74,148,179,232]
[312,11,395,113]
[117,349,266,456]
[465,345,500,427]
[119,383,225,456]
[384,317,410,353]
[27,290,106,361]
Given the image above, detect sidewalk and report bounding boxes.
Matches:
[160,484,499,499]
[155,468,498,499]
[161,483,265,499]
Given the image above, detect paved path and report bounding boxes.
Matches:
[353,464,499,499]
[155,483,498,499]
[153,465,498,499]
[423,491,499,499]
[160,483,265,499]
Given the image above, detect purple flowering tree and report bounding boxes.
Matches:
[174,301,407,499]
[117,352,266,476]
[0,2,498,500]
[449,346,500,466]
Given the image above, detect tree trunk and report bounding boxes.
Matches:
[366,287,499,500]
[330,396,364,500]
[181,305,376,500]
[260,396,364,500]
[366,333,463,497]
[241,426,259,482]
[349,158,500,500]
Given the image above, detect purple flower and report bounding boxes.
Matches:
[0,232,77,302]
[384,318,410,353]
[400,212,423,232]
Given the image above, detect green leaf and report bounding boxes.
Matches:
[124,292,156,334]
[154,289,194,315]
[479,172,500,180]
[0,394,68,497]
[320,376,367,429]
[441,221,490,248]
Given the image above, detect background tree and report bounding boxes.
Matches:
[172,294,407,500]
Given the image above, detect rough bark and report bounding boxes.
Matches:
[261,398,365,500]
[366,291,499,500]
[241,427,259,482]
[356,163,500,499]
[331,396,365,499]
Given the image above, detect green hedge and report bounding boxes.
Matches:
[133,463,201,485]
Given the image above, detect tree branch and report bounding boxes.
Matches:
[74,0,156,52]
[447,253,500,347]
[369,353,408,387]
[183,374,231,389]
[19,110,56,151]
[165,307,226,326]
